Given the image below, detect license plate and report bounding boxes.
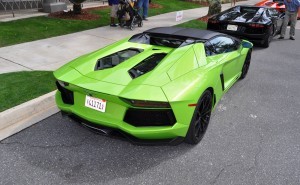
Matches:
[85,95,107,112]
[227,24,238,31]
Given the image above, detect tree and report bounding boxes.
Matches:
[207,0,221,16]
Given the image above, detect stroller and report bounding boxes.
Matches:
[117,0,143,30]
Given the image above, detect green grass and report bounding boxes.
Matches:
[0,71,56,112]
[175,19,207,30]
[0,0,201,47]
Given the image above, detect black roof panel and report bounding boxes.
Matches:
[144,27,225,40]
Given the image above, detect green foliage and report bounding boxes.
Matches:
[0,7,111,47]
[148,0,201,16]
[175,19,207,30]
[0,71,56,112]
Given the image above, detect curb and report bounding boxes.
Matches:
[0,91,59,141]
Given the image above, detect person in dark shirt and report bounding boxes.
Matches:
[279,0,300,40]
[109,0,120,27]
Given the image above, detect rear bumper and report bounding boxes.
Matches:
[65,112,184,145]
[217,30,268,43]
[55,90,190,141]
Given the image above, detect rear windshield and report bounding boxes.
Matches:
[95,48,142,70]
[239,7,260,14]
[129,33,195,48]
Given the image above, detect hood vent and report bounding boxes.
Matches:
[95,48,143,71]
[128,53,167,79]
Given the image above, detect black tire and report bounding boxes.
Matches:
[240,49,252,80]
[262,25,274,48]
[138,21,143,27]
[185,90,213,144]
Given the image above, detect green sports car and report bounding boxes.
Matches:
[54,27,252,145]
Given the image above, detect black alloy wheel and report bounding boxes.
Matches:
[185,90,213,144]
[240,49,252,79]
[262,25,274,48]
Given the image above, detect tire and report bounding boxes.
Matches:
[185,90,213,144]
[240,49,252,80]
[262,25,274,48]
[138,21,143,27]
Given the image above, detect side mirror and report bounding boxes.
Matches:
[242,40,253,48]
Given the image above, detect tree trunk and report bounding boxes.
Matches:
[207,0,221,16]
[73,4,82,14]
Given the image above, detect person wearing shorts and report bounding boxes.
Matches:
[109,0,119,27]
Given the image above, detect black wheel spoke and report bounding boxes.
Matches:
[194,94,212,139]
[186,90,213,144]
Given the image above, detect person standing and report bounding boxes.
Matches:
[279,0,300,40]
[137,0,149,21]
[109,0,119,27]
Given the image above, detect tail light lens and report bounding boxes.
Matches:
[121,98,171,108]
[209,20,219,24]
[249,23,265,28]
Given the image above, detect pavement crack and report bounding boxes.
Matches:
[210,162,240,185]
[245,128,264,173]
[0,56,34,70]
[0,137,90,149]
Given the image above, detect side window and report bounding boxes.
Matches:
[265,9,270,17]
[204,41,216,56]
[268,9,279,17]
[208,36,237,55]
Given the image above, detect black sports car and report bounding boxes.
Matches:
[207,5,284,47]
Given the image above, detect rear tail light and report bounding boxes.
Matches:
[249,23,265,28]
[121,98,171,108]
[56,81,74,105]
[209,20,219,24]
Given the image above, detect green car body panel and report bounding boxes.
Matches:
[54,27,252,141]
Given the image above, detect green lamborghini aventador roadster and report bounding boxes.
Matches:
[54,27,253,145]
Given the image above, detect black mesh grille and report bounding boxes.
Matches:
[56,81,74,105]
[124,109,176,127]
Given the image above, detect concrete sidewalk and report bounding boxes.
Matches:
[0,0,260,74]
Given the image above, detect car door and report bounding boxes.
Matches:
[205,36,241,90]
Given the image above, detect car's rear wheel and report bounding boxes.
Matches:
[185,90,213,144]
[240,49,252,80]
[262,25,274,48]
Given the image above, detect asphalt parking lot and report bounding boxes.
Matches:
[1,29,300,185]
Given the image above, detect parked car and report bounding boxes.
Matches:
[255,0,300,19]
[207,5,284,47]
[54,27,252,145]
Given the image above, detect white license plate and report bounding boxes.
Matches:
[227,24,238,31]
[85,95,107,112]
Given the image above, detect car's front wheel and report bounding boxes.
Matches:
[185,90,213,144]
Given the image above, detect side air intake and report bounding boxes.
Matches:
[128,53,166,79]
